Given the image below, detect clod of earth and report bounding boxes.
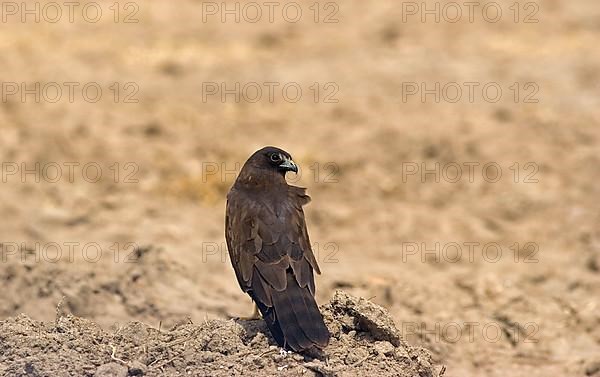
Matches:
[0,290,435,377]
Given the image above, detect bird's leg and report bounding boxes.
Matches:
[238,303,261,320]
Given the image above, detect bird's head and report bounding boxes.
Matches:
[236,146,298,187]
[250,146,298,174]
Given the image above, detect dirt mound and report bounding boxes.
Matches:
[0,291,435,377]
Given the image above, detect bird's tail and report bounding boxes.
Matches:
[254,271,330,352]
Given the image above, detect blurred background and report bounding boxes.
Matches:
[1,0,599,376]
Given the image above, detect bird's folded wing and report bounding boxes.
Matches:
[225,187,321,298]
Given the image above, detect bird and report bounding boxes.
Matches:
[225,146,330,352]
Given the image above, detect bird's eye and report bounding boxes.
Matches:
[270,154,281,162]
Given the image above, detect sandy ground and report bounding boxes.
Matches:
[1,0,600,376]
[0,291,435,377]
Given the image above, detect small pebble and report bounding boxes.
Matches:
[128,360,147,376]
[94,363,127,377]
[373,341,395,356]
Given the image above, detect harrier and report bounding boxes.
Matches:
[225,146,330,351]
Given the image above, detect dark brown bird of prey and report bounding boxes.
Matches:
[225,146,330,352]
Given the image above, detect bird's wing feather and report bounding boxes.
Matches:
[226,187,321,293]
[225,186,329,350]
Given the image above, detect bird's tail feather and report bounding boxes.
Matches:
[254,272,330,351]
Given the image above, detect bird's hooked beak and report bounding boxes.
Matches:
[279,156,298,173]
